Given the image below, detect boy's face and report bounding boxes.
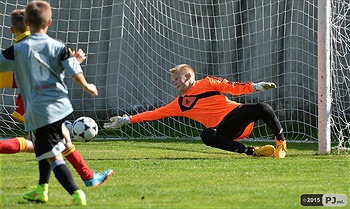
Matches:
[171,70,191,93]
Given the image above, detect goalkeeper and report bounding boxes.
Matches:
[104,64,287,158]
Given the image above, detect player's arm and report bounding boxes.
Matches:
[0,46,15,72]
[69,48,86,64]
[72,73,98,97]
[61,46,97,97]
[207,76,255,95]
[104,100,180,129]
[207,76,276,95]
[0,46,16,88]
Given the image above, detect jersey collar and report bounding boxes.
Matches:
[15,31,31,43]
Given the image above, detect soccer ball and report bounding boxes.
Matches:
[72,116,98,142]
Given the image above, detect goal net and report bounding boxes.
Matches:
[329,0,350,150]
[0,0,349,148]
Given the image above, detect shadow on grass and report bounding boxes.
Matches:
[94,138,321,151]
[80,138,345,160]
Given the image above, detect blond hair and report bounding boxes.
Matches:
[169,64,194,74]
[25,0,52,31]
[10,9,28,33]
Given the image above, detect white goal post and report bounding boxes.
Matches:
[0,0,349,154]
[318,0,331,154]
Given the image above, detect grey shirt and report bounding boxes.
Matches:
[0,33,83,131]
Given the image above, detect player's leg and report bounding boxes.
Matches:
[10,92,25,123]
[201,103,284,157]
[221,103,286,158]
[201,128,255,154]
[201,116,267,156]
[239,103,287,158]
[1,92,33,154]
[48,155,86,206]
[0,137,28,153]
[0,123,113,185]
[201,128,275,156]
[24,156,86,205]
[23,159,51,203]
[61,122,113,187]
[23,120,86,205]
[0,133,34,154]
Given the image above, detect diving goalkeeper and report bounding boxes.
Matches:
[104,64,287,158]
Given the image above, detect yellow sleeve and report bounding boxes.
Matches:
[0,71,15,88]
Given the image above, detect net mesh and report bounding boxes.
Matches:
[330,0,350,149]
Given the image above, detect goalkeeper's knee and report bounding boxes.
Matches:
[255,103,276,119]
[200,128,217,147]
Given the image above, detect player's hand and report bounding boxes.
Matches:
[84,83,98,97]
[72,73,98,96]
[103,115,130,129]
[253,82,276,92]
[72,48,86,64]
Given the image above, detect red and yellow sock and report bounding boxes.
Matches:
[62,145,93,180]
[11,93,25,123]
[0,137,27,153]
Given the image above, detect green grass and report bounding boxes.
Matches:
[0,139,349,209]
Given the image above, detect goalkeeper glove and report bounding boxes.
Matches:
[103,115,130,129]
[253,82,276,92]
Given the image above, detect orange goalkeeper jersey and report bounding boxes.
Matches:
[130,76,255,132]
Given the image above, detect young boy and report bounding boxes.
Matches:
[0,9,113,192]
[0,1,99,205]
[104,64,287,158]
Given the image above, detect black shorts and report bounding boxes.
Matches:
[30,118,67,161]
[217,103,272,138]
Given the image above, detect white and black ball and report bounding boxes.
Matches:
[72,116,98,142]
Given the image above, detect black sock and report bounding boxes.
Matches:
[245,147,254,155]
[276,132,286,141]
[51,160,78,195]
[38,160,51,185]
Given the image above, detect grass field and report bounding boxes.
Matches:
[0,139,349,209]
